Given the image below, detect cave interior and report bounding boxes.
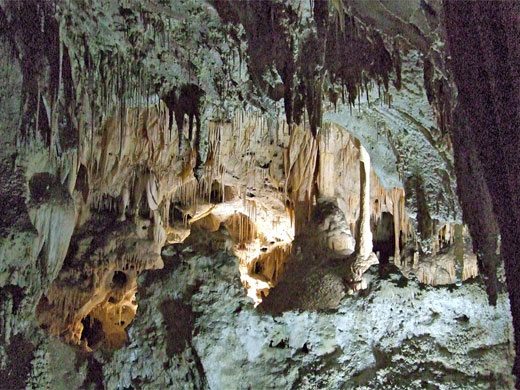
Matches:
[1,0,520,389]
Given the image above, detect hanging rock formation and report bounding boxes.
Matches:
[444,0,520,384]
[0,0,517,388]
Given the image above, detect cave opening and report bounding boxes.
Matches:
[81,316,105,349]
[137,195,151,219]
[210,190,223,204]
[111,271,127,289]
[169,204,185,225]
[254,262,263,274]
[372,212,396,265]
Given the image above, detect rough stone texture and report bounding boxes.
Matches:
[91,234,514,390]
[443,2,520,385]
[0,1,516,388]
[313,198,356,256]
[11,231,512,390]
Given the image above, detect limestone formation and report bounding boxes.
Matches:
[36,216,165,349]
[0,0,517,388]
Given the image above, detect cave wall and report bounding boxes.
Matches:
[0,0,516,388]
[16,234,517,390]
[444,0,520,385]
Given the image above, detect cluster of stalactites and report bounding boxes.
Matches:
[83,105,290,243]
[283,124,319,232]
[413,252,479,287]
[404,223,479,286]
[79,101,423,307]
[1,0,79,156]
[76,102,199,237]
[93,102,412,253]
[225,212,258,249]
[37,219,164,349]
[371,186,411,266]
[223,207,293,304]
[242,242,293,305]
[213,0,402,138]
[433,223,457,254]
[317,124,412,270]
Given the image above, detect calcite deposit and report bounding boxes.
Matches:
[0,0,518,389]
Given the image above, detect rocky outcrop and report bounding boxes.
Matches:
[22,231,513,390]
[35,215,165,349]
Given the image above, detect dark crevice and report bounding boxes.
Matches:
[159,298,208,387]
[160,298,196,357]
[80,356,105,390]
[81,316,105,349]
[111,271,127,289]
[0,334,35,390]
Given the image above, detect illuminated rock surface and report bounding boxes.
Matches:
[0,0,518,389]
[37,233,516,389]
